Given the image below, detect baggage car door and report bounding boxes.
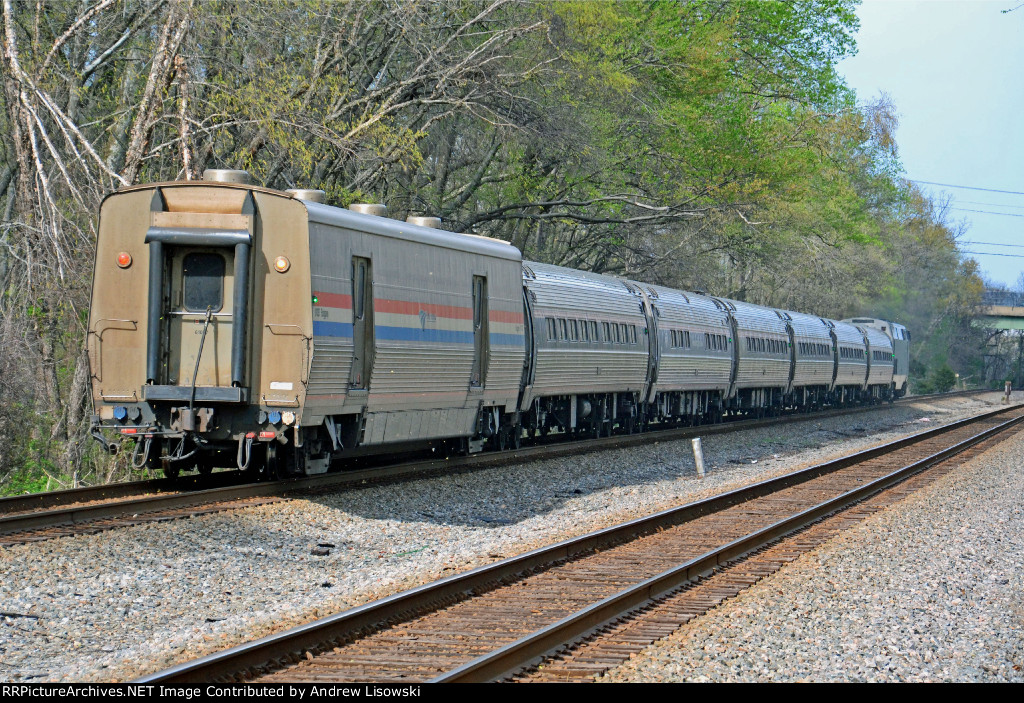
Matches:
[166,248,235,387]
[143,216,253,403]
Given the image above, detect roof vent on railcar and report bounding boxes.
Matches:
[349,203,388,217]
[285,189,327,204]
[201,169,252,184]
[406,216,442,228]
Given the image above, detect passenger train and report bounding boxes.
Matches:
[87,170,910,477]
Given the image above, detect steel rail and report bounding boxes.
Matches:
[135,402,1020,684]
[1,393,978,539]
[0,388,980,518]
[434,408,1024,682]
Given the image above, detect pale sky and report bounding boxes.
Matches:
[838,0,1024,289]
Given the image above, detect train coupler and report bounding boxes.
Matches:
[90,422,120,455]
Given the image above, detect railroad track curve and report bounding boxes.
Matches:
[135,401,1024,684]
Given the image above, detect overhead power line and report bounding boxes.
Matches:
[949,207,1024,218]
[910,179,1024,196]
[958,254,1024,261]
[958,200,1024,210]
[961,240,1024,248]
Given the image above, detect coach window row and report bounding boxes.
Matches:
[872,350,893,362]
[839,346,866,360]
[705,333,728,351]
[669,329,692,349]
[546,317,638,345]
[798,341,831,357]
[745,336,788,354]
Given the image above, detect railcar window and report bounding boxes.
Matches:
[352,259,367,319]
[581,321,589,342]
[570,319,579,341]
[559,319,568,340]
[547,318,557,340]
[591,321,599,340]
[603,322,611,343]
[630,325,637,344]
[183,253,224,312]
[473,278,485,329]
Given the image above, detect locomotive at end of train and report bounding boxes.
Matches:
[87,170,911,478]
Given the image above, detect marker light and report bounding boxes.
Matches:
[274,256,290,273]
[116,252,132,268]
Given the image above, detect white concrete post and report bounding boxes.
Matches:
[692,437,706,478]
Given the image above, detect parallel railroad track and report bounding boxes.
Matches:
[136,401,1024,684]
[0,391,987,547]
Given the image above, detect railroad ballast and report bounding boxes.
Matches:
[87,170,911,477]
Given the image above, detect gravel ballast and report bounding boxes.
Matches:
[0,393,1014,682]
[602,406,1024,683]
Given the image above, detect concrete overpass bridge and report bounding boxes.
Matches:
[981,291,1024,330]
